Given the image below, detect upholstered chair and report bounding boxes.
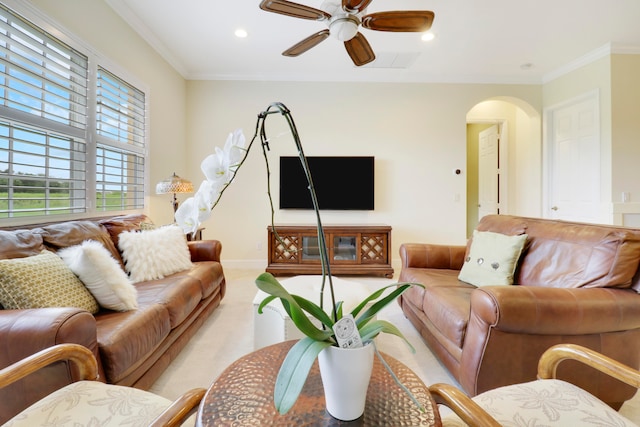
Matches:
[0,343,205,427]
[430,343,640,426]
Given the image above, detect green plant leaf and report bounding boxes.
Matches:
[292,294,334,328]
[255,272,333,341]
[274,337,334,414]
[257,295,277,314]
[359,319,416,353]
[354,283,423,328]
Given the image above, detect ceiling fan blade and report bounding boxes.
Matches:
[342,0,374,13]
[259,0,331,21]
[344,32,375,66]
[361,11,435,32]
[283,30,330,57]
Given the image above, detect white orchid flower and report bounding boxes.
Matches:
[201,146,232,189]
[225,128,246,168]
[174,197,200,235]
[178,129,246,236]
[194,180,219,221]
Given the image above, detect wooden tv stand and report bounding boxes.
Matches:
[266,224,393,278]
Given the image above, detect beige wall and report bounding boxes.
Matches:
[611,54,640,226]
[186,81,541,268]
[25,0,188,225]
[542,53,640,226]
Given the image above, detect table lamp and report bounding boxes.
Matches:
[155,172,194,214]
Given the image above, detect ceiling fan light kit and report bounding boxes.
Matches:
[259,0,435,66]
[329,15,360,41]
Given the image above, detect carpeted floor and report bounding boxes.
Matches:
[149,269,640,424]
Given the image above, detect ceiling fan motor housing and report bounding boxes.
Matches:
[329,14,360,41]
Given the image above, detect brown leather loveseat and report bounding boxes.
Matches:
[399,214,640,409]
[0,214,225,423]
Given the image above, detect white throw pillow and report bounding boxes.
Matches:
[58,240,138,311]
[117,224,193,283]
[458,230,528,287]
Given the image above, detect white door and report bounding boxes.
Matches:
[548,94,600,222]
[478,125,500,220]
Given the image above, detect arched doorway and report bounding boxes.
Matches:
[466,98,542,237]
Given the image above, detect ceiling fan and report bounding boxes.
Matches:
[259,0,435,66]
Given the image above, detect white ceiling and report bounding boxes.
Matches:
[105,0,640,84]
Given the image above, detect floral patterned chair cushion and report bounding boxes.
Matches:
[441,378,639,426]
[4,381,172,427]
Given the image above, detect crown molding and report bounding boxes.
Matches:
[543,42,640,83]
[105,0,189,78]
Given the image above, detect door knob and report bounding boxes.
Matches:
[551,206,558,211]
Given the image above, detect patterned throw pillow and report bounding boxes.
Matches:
[458,230,528,287]
[0,250,99,313]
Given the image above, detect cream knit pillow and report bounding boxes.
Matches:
[58,240,138,311]
[118,225,193,283]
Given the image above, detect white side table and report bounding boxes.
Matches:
[252,275,373,349]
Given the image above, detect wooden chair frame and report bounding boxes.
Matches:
[429,343,640,427]
[0,343,205,427]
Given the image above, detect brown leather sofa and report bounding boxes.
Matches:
[0,214,225,423]
[399,214,640,409]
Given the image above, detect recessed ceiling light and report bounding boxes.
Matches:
[235,28,248,38]
[421,32,435,42]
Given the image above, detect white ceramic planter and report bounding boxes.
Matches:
[318,342,375,421]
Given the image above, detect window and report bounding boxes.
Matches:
[0,3,146,220]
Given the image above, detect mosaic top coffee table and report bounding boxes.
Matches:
[196,340,441,426]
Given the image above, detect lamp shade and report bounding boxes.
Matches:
[155,173,194,195]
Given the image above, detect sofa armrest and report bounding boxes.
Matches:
[399,243,467,270]
[187,239,222,263]
[0,308,100,424]
[461,286,640,403]
[470,286,640,335]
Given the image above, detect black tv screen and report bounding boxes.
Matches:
[279,156,374,210]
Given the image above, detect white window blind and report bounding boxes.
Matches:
[0,4,88,129]
[95,67,145,211]
[96,144,144,211]
[97,67,145,148]
[0,120,86,218]
[0,4,147,220]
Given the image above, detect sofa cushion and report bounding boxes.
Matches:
[95,303,171,384]
[0,230,44,260]
[478,215,640,289]
[118,225,193,283]
[99,214,149,252]
[187,261,224,298]
[58,241,138,312]
[423,286,473,348]
[458,230,528,287]
[0,250,99,313]
[36,221,123,270]
[135,274,203,328]
[400,268,471,313]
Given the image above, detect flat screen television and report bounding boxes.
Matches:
[279,156,374,210]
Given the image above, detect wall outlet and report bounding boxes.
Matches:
[256,242,263,251]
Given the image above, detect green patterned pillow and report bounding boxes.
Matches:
[0,250,99,313]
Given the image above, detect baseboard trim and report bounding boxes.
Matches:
[222,259,267,270]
